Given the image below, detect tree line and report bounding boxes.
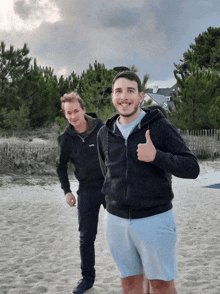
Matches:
[169,26,220,130]
[0,42,118,131]
[1,26,220,131]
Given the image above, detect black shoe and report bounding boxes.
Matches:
[72,278,93,294]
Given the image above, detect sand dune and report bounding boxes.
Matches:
[0,160,220,293]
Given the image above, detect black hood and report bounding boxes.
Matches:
[105,108,165,132]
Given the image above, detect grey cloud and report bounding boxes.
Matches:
[6,0,219,83]
[14,0,32,20]
[4,0,172,79]
[151,0,190,41]
[101,9,140,28]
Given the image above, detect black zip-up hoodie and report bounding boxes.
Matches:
[56,113,104,194]
[97,109,200,219]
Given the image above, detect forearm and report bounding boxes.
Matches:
[56,141,72,194]
[150,120,200,179]
[56,159,71,194]
[153,149,200,179]
[97,132,107,177]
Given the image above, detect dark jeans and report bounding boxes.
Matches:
[77,188,106,282]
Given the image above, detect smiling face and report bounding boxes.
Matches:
[111,77,144,124]
[63,100,87,132]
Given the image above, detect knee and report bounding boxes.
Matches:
[79,221,98,240]
[80,231,96,243]
[120,275,145,293]
[150,279,176,293]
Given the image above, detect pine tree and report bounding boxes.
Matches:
[0,42,31,111]
[174,26,220,76]
[170,63,220,129]
[171,27,220,129]
[77,61,115,116]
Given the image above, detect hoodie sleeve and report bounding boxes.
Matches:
[56,135,72,195]
[152,120,200,179]
[97,126,107,178]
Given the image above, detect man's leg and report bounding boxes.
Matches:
[104,212,145,286]
[130,210,177,294]
[120,274,153,294]
[72,189,105,293]
[150,279,176,294]
[77,189,101,283]
[143,275,153,294]
[120,274,146,294]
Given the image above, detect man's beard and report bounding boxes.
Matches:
[120,105,139,118]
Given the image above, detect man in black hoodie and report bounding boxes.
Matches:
[56,92,106,294]
[97,72,200,294]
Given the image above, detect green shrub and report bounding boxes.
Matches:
[55,116,68,132]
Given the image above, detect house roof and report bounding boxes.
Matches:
[147,84,177,96]
[145,83,177,110]
[145,93,173,111]
[148,93,167,105]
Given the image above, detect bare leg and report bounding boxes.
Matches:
[143,276,153,294]
[121,274,146,294]
[150,279,176,294]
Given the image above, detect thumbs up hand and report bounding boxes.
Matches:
[137,130,156,162]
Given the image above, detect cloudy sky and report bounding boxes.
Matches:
[1,0,220,88]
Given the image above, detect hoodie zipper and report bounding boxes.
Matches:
[125,139,128,181]
[77,134,88,142]
[125,139,132,220]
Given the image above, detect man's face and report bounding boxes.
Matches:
[111,78,144,122]
[63,101,86,129]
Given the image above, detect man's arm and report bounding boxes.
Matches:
[56,137,72,195]
[56,140,77,207]
[97,127,107,178]
[138,121,200,179]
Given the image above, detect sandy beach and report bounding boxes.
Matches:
[0,159,220,294]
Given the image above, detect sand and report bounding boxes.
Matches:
[0,159,220,294]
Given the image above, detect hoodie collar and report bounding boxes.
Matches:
[66,113,98,136]
[106,108,165,133]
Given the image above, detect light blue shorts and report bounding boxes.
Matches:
[104,209,177,281]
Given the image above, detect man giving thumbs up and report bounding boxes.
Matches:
[137,130,156,162]
[97,71,200,294]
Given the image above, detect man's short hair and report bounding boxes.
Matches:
[60,92,85,111]
[112,71,142,93]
